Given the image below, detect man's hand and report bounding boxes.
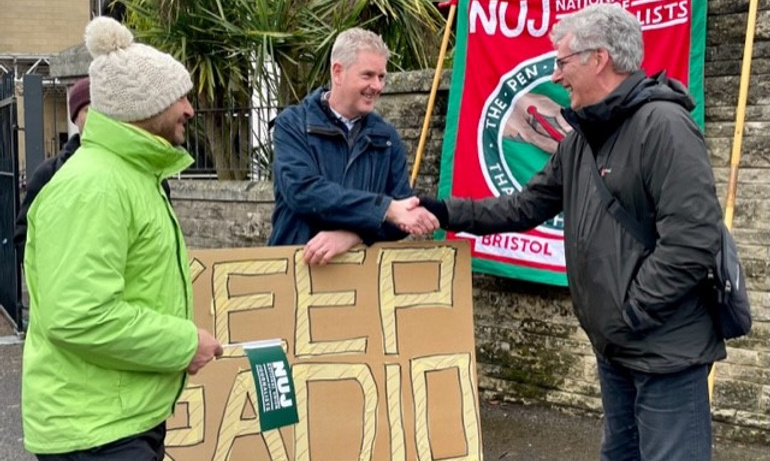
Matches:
[385,197,439,236]
[187,328,223,375]
[303,230,363,265]
[418,196,449,228]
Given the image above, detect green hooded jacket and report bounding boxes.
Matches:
[22,109,198,454]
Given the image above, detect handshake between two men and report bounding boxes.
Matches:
[302,196,449,266]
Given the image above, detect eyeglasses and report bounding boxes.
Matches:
[554,49,594,71]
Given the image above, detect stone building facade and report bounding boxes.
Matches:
[1,0,91,173]
[0,0,88,55]
[169,2,769,444]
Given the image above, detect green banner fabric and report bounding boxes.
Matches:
[437,0,708,286]
[243,340,299,431]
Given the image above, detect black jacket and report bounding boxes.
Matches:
[445,72,725,372]
[14,134,172,255]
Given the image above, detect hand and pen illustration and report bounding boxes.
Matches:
[503,93,571,154]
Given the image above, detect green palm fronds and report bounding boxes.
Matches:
[119,0,447,178]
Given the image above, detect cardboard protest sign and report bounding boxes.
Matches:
[165,241,480,461]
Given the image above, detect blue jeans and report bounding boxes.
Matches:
[597,357,712,461]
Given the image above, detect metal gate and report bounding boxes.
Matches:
[0,72,22,332]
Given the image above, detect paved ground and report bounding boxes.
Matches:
[1,316,767,461]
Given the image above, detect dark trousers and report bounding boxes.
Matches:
[597,357,712,461]
[36,422,166,461]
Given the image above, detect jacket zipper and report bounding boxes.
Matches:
[159,179,191,410]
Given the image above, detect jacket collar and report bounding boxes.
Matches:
[562,70,695,151]
[81,109,193,178]
[563,71,646,139]
[306,88,376,134]
[60,133,81,162]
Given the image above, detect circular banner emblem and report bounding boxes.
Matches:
[477,51,569,234]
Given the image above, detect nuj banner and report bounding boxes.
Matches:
[437,0,707,286]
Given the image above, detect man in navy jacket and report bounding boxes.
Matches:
[269,27,436,264]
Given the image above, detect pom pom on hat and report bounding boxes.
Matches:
[85,16,133,56]
[85,16,192,122]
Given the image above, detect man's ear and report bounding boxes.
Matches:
[331,61,344,85]
[594,48,611,75]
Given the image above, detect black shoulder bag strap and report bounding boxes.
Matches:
[587,154,656,251]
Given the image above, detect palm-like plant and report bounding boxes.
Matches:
[119,0,445,179]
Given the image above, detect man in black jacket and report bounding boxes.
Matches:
[420,5,723,461]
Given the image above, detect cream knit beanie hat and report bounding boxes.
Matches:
[85,16,192,122]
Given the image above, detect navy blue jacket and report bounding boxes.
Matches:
[269,88,413,245]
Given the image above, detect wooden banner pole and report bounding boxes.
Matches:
[410,1,457,188]
[708,0,758,400]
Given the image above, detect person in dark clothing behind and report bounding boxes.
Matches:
[418,5,724,461]
[14,77,91,256]
[269,27,437,265]
[14,77,172,256]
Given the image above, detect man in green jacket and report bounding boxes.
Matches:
[22,16,222,460]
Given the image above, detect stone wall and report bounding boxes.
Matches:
[701,1,770,444]
[171,1,770,445]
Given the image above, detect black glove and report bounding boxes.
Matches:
[418,195,449,228]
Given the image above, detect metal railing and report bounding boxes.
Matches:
[0,72,23,331]
[181,99,281,181]
[17,79,281,182]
